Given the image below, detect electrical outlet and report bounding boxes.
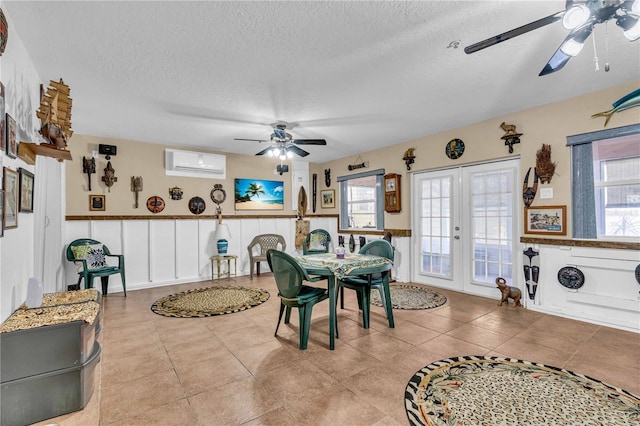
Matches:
[92,150,98,158]
[540,188,553,199]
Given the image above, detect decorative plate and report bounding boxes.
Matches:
[188,196,206,215]
[557,266,585,289]
[445,138,465,159]
[635,264,640,285]
[210,184,226,205]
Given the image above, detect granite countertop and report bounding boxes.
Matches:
[0,289,100,333]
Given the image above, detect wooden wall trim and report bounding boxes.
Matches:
[520,236,639,250]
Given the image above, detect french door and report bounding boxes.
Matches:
[411,159,520,298]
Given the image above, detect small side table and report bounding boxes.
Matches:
[210,255,238,281]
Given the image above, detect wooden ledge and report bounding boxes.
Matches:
[520,236,639,250]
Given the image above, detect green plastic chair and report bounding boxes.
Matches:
[267,249,330,350]
[338,239,394,329]
[66,238,126,296]
[302,229,332,255]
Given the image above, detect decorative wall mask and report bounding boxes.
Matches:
[523,247,540,301]
[131,176,143,208]
[188,196,206,215]
[101,161,117,192]
[146,196,165,213]
[324,168,331,187]
[82,156,96,190]
[169,186,183,200]
[348,234,356,253]
[500,122,522,153]
[522,167,538,207]
[312,174,317,213]
[536,144,556,184]
[403,147,416,170]
[557,266,585,290]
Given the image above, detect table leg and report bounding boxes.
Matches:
[226,258,231,279]
[328,275,336,350]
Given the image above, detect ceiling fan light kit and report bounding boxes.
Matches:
[234,123,327,160]
[465,0,640,76]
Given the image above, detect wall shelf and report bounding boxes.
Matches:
[17,142,72,164]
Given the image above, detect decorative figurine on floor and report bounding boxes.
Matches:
[500,122,522,154]
[496,277,522,307]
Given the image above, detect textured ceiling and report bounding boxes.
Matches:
[3,1,639,164]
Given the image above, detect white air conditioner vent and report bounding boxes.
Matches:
[165,149,226,179]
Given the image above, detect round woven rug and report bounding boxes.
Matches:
[405,355,640,425]
[370,284,447,310]
[151,286,269,318]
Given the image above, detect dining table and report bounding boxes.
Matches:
[296,252,393,350]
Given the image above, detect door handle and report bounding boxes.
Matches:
[454,236,460,240]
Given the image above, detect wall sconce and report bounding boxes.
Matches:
[403,147,416,170]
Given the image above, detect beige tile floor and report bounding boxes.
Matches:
[36,274,640,426]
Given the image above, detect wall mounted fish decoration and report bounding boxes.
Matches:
[591,88,640,127]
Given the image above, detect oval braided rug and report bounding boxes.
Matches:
[151,286,269,318]
[405,355,640,425]
[370,284,447,310]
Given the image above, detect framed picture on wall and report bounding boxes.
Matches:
[18,168,34,213]
[3,167,18,229]
[524,205,566,236]
[321,189,335,208]
[0,82,5,152]
[234,178,284,211]
[5,113,16,158]
[90,194,105,211]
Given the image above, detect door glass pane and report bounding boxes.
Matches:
[470,170,514,285]
[419,176,452,277]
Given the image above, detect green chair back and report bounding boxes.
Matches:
[303,229,331,255]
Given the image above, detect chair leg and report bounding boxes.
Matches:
[339,287,344,309]
[120,271,127,297]
[250,262,254,279]
[284,306,292,324]
[361,286,371,329]
[257,262,261,276]
[275,303,286,336]
[101,276,109,295]
[381,277,395,328]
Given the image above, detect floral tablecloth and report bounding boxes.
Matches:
[296,252,391,279]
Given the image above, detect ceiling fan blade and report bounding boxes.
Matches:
[292,139,327,145]
[234,138,267,142]
[255,147,272,156]
[464,11,564,54]
[288,145,310,157]
[539,24,593,76]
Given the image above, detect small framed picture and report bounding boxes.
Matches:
[0,82,5,152]
[3,167,18,229]
[524,205,567,236]
[321,189,335,208]
[5,113,16,158]
[90,194,105,211]
[18,168,34,213]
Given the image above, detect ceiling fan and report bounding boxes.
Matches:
[234,124,327,159]
[464,0,640,76]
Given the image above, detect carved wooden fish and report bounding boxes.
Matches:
[591,88,640,127]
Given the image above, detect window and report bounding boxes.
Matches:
[338,169,384,230]
[568,123,640,239]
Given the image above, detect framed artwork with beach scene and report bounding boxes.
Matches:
[235,178,284,211]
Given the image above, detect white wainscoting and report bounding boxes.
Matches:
[64,216,397,293]
[522,244,640,332]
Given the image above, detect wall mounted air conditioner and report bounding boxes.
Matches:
[165,149,226,179]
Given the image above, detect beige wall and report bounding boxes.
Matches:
[68,80,639,237]
[67,136,297,217]
[312,80,639,234]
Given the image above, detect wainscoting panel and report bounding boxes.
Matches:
[123,221,150,285]
[175,220,201,279]
[149,221,177,283]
